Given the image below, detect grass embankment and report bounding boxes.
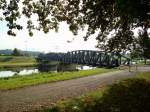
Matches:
[45,71,150,112]
[0,68,116,90]
[0,56,36,68]
[135,71,150,81]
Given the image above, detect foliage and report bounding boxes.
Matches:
[0,0,22,36]
[101,78,150,112]
[138,29,150,59]
[130,29,150,62]
[0,49,41,56]
[0,68,116,90]
[130,48,141,59]
[46,90,104,112]
[0,0,149,51]
[44,88,104,112]
[12,48,22,56]
[46,77,150,112]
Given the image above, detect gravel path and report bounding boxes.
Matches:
[0,66,150,112]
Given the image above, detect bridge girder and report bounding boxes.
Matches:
[37,50,130,67]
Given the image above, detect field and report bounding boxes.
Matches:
[0,68,116,90]
[0,56,36,68]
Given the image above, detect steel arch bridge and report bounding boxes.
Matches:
[37,50,130,67]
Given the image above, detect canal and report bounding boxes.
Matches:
[0,65,95,78]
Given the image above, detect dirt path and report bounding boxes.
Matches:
[0,66,150,112]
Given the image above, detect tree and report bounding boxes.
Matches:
[12,48,22,56]
[130,48,141,60]
[138,29,150,64]
[0,0,149,51]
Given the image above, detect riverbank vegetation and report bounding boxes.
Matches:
[135,71,150,81]
[0,56,36,68]
[45,71,150,112]
[0,68,116,90]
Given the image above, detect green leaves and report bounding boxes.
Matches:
[138,29,150,59]
[0,0,149,52]
[1,0,22,36]
[0,0,6,10]
[101,78,150,112]
[22,0,60,35]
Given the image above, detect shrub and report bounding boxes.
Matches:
[101,78,150,112]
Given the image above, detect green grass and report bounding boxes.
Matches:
[44,85,105,112]
[51,89,104,112]
[0,56,36,68]
[0,68,116,90]
[135,71,150,81]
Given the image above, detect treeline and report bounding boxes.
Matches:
[0,48,42,57]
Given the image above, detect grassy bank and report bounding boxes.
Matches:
[135,71,150,80]
[0,56,36,68]
[0,68,116,90]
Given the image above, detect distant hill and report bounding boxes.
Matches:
[0,49,43,57]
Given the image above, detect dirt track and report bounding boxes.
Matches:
[0,66,150,112]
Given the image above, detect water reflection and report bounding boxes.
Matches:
[0,68,39,78]
[0,65,95,78]
[0,71,15,77]
[77,66,96,70]
[18,69,39,75]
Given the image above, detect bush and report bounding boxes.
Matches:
[101,78,150,112]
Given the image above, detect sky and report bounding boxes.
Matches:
[0,21,98,53]
[0,0,98,53]
[1,0,147,54]
[1,0,150,54]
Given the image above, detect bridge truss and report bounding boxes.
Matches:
[37,50,130,67]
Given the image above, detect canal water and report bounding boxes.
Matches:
[0,66,95,78]
[0,68,39,78]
